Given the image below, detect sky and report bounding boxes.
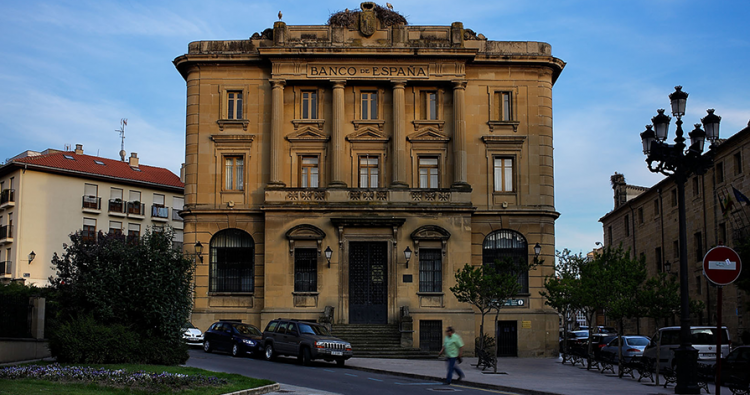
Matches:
[1,0,749,256]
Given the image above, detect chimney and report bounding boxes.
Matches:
[74,144,83,155]
[129,152,139,168]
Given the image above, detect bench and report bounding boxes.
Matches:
[661,364,711,393]
[727,376,750,395]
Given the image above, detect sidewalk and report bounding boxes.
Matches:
[344,356,699,395]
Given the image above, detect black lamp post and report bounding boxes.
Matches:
[325,246,333,268]
[640,86,721,394]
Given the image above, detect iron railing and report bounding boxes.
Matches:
[0,260,10,275]
[172,209,183,221]
[0,225,12,240]
[0,189,15,205]
[108,199,125,213]
[127,202,144,215]
[82,195,100,210]
[151,205,169,219]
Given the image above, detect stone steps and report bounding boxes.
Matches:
[331,324,436,359]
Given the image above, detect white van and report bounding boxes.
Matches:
[642,326,731,369]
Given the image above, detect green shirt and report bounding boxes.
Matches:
[443,333,464,358]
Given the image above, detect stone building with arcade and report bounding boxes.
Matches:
[174,2,565,357]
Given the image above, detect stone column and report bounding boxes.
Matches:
[451,80,470,189]
[391,80,408,188]
[329,80,347,188]
[268,79,286,188]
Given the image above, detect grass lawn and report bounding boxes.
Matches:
[0,363,275,395]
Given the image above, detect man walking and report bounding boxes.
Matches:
[438,326,465,385]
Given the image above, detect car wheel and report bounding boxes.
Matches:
[232,343,240,357]
[264,344,276,361]
[203,340,212,353]
[299,347,312,366]
[336,359,345,367]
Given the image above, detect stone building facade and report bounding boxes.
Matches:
[600,123,750,342]
[174,3,565,357]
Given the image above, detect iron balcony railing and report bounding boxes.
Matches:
[0,189,15,205]
[127,201,145,216]
[172,209,183,221]
[0,260,10,275]
[82,195,101,210]
[108,199,126,213]
[151,205,169,219]
[0,225,12,240]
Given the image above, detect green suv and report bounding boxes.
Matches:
[262,319,353,366]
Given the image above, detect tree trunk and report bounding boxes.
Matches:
[617,320,624,378]
[493,309,500,373]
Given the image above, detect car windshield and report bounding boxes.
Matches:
[234,324,261,336]
[626,337,649,346]
[184,322,196,329]
[299,323,330,336]
[691,328,729,344]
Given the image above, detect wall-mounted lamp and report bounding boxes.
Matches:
[195,241,204,263]
[404,246,412,268]
[28,251,36,264]
[325,246,333,268]
[664,260,671,273]
[534,243,542,258]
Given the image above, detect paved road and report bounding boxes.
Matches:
[185,349,517,395]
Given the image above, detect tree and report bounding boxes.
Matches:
[540,249,584,357]
[451,256,540,373]
[574,251,610,369]
[48,227,195,364]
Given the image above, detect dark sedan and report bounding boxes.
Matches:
[720,345,750,386]
[203,321,263,357]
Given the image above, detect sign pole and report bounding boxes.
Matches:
[715,285,722,395]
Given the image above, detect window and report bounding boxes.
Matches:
[227,91,243,119]
[624,215,630,237]
[128,191,142,215]
[671,189,677,207]
[419,249,442,292]
[152,193,168,218]
[654,199,660,217]
[173,229,183,251]
[673,240,679,258]
[655,247,662,272]
[482,229,529,294]
[494,91,513,121]
[493,157,513,192]
[299,156,319,188]
[719,222,727,245]
[301,90,317,119]
[224,156,244,191]
[638,207,644,224]
[694,232,703,261]
[716,162,724,183]
[608,226,612,246]
[361,91,378,120]
[422,91,438,120]
[419,320,443,352]
[696,276,702,295]
[82,218,96,243]
[294,248,317,292]
[172,197,184,221]
[109,221,122,235]
[83,184,98,209]
[734,152,742,175]
[209,229,254,293]
[693,177,700,197]
[418,157,439,188]
[128,223,140,241]
[359,155,379,188]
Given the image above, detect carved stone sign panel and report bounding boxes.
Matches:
[307,64,429,79]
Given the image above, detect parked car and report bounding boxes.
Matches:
[719,345,750,386]
[559,330,589,354]
[600,336,650,362]
[182,322,204,347]
[203,320,263,357]
[262,318,352,366]
[579,326,617,334]
[590,334,619,359]
[642,326,731,370]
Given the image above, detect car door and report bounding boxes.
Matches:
[285,322,301,356]
[725,348,750,382]
[274,322,289,354]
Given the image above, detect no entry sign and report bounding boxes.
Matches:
[703,246,743,286]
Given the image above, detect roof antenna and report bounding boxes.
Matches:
[116,118,127,161]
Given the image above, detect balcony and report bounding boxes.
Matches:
[82,195,101,213]
[151,205,169,222]
[0,189,15,210]
[172,209,183,221]
[264,188,473,212]
[0,225,13,244]
[127,201,145,218]
[0,260,10,276]
[108,199,126,216]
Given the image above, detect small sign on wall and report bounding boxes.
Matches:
[403,274,413,283]
[522,321,532,329]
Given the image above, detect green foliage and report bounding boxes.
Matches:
[0,282,45,297]
[602,247,647,322]
[640,272,680,328]
[48,228,194,365]
[541,249,585,354]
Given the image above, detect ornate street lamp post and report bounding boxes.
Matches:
[640,86,721,394]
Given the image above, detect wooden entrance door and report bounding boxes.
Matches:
[349,241,388,324]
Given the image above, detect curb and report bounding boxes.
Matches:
[345,365,562,395]
[222,383,281,395]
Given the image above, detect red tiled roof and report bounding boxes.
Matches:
[12,151,183,190]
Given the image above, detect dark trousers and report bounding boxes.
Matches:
[445,357,464,384]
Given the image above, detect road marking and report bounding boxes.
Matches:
[394,382,438,385]
[345,373,358,377]
[323,369,335,372]
[367,377,383,382]
[452,385,521,394]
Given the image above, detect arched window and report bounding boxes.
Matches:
[209,229,254,293]
[482,229,529,293]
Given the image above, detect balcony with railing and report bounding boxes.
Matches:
[82,195,101,213]
[0,189,15,210]
[0,224,13,244]
[127,201,145,218]
[108,199,126,216]
[172,209,183,221]
[151,205,169,222]
[0,260,10,275]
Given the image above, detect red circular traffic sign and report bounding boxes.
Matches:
[703,246,743,286]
